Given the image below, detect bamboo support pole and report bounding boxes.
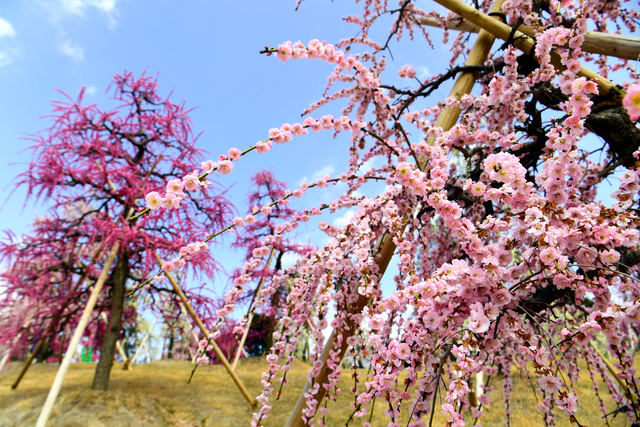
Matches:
[285,1,506,425]
[431,0,624,98]
[36,242,120,427]
[98,311,128,366]
[143,340,151,363]
[589,341,629,393]
[155,253,257,407]
[11,337,47,390]
[1,315,34,373]
[183,307,201,363]
[231,248,276,370]
[11,247,109,390]
[0,352,9,373]
[418,17,640,60]
[129,311,161,367]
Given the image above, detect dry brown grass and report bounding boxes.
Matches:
[0,357,631,426]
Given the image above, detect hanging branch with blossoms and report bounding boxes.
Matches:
[230,170,315,354]
[124,0,640,425]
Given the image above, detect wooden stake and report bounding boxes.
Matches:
[431,0,625,98]
[286,1,507,425]
[11,246,108,390]
[589,341,629,393]
[98,311,128,367]
[36,242,120,427]
[418,17,640,60]
[155,253,257,407]
[231,248,276,370]
[128,311,161,368]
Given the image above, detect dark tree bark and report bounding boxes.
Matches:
[92,253,129,391]
[167,330,175,359]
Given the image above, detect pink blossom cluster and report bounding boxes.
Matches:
[162,241,208,273]
[398,64,416,79]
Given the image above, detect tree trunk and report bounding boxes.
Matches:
[38,336,51,363]
[92,253,128,391]
[167,330,175,359]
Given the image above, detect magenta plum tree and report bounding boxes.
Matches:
[232,170,313,351]
[0,71,234,390]
[137,0,640,425]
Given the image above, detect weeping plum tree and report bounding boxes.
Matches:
[135,0,640,424]
[0,71,234,390]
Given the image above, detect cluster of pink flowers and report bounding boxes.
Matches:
[145,171,208,211]
[162,241,208,273]
[398,64,416,79]
[275,40,380,90]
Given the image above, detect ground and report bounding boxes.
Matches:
[0,357,631,426]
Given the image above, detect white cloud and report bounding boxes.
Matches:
[58,40,85,61]
[45,0,119,27]
[360,157,378,173]
[299,164,336,186]
[333,208,356,227]
[0,17,16,38]
[280,251,302,269]
[85,85,97,95]
[417,66,431,80]
[0,50,13,67]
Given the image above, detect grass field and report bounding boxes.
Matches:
[0,357,632,426]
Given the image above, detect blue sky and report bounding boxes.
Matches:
[0,1,458,297]
[0,1,626,290]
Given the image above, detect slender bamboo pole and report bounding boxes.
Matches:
[1,315,35,373]
[11,337,47,389]
[589,341,629,393]
[155,252,257,407]
[98,311,128,366]
[231,248,276,370]
[179,304,201,363]
[285,1,506,425]
[418,17,640,60]
[431,0,625,98]
[143,340,151,363]
[35,242,120,427]
[11,246,108,390]
[128,311,161,368]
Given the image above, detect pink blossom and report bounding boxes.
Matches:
[395,342,411,360]
[539,247,559,265]
[162,260,176,273]
[161,192,184,209]
[538,375,561,393]
[600,249,620,264]
[145,191,163,210]
[255,140,272,153]
[398,64,416,79]
[623,84,640,121]
[217,160,234,175]
[468,309,490,334]
[201,160,216,174]
[276,41,292,62]
[291,122,307,136]
[228,147,242,161]
[166,178,184,193]
[182,172,201,192]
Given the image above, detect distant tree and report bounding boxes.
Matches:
[231,170,313,352]
[0,71,234,390]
